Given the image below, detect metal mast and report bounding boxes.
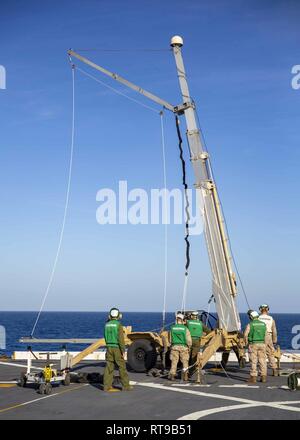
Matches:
[171,36,241,332]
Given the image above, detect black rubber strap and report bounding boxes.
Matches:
[175,116,190,276]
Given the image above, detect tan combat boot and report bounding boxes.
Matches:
[261,376,267,383]
[272,369,279,377]
[123,386,134,391]
[183,371,189,382]
[104,387,121,392]
[168,374,175,381]
[247,376,257,384]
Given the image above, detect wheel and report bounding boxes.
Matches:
[19,372,27,388]
[127,339,157,373]
[38,383,46,394]
[45,383,52,395]
[62,373,71,386]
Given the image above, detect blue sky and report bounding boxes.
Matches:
[0,0,299,313]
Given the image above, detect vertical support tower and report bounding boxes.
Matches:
[171,36,241,332]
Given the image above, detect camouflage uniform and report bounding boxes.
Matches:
[259,314,278,370]
[169,324,192,377]
[247,343,267,377]
[170,345,191,376]
[186,319,204,376]
[244,319,267,378]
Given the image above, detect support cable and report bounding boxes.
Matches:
[73,48,171,53]
[76,65,159,114]
[30,63,76,337]
[160,111,168,329]
[175,116,191,312]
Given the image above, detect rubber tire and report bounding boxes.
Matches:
[45,383,52,395]
[19,372,27,388]
[62,373,71,386]
[38,383,46,394]
[127,339,157,373]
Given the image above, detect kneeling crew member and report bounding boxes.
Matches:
[259,304,278,376]
[244,310,267,383]
[169,313,192,381]
[103,308,133,392]
[186,311,203,377]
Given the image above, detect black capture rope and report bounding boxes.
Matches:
[175,116,191,279]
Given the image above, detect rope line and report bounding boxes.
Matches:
[75,65,159,114]
[175,115,191,312]
[30,64,76,336]
[73,48,171,53]
[160,111,168,329]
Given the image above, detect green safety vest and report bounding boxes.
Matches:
[171,324,188,346]
[104,320,120,347]
[187,319,203,339]
[248,319,266,344]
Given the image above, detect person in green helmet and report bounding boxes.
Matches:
[103,308,133,392]
[186,311,203,378]
[168,313,192,381]
[244,310,267,384]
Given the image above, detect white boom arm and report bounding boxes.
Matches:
[171,36,240,332]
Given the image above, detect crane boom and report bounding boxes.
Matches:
[68,50,175,112]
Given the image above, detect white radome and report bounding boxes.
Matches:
[171,35,183,47]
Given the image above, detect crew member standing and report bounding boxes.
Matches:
[103,308,133,392]
[259,304,279,376]
[186,311,203,377]
[169,313,192,381]
[244,310,267,383]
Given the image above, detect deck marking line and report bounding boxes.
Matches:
[135,382,261,404]
[0,384,88,414]
[135,382,300,419]
[0,381,18,384]
[178,403,259,420]
[0,384,17,388]
[0,361,43,370]
[170,383,211,387]
[219,385,259,388]
[178,400,300,420]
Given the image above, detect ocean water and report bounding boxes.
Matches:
[0,312,299,355]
